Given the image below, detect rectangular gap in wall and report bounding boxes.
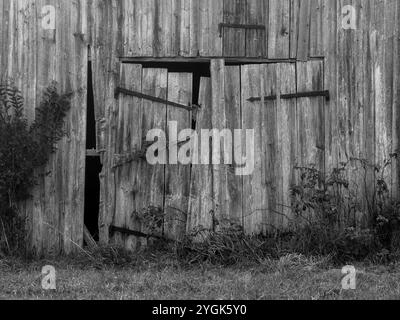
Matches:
[84,58,101,242]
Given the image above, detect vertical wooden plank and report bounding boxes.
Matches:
[336,0,369,227]
[296,61,325,171]
[371,0,396,205]
[322,0,338,176]
[172,0,182,56]
[208,0,223,56]
[113,64,142,250]
[7,0,17,79]
[374,0,387,180]
[14,0,37,124]
[60,0,87,254]
[309,0,323,57]
[383,0,396,195]
[189,0,200,56]
[137,0,154,56]
[223,0,247,57]
[153,0,164,56]
[290,0,300,59]
[362,0,375,224]
[198,0,210,56]
[92,0,122,244]
[392,0,400,198]
[188,77,214,231]
[296,0,311,61]
[210,59,225,227]
[137,68,167,243]
[154,0,173,57]
[224,66,243,225]
[241,64,267,234]
[210,62,243,228]
[198,0,223,56]
[0,0,10,79]
[180,0,191,56]
[36,0,56,255]
[262,64,278,232]
[122,0,139,56]
[0,0,4,76]
[268,0,290,59]
[353,0,371,226]
[210,60,226,228]
[246,0,266,57]
[337,0,356,226]
[295,59,324,227]
[276,63,296,228]
[165,72,192,240]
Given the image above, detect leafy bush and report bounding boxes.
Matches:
[0,80,70,255]
[291,164,350,230]
[288,156,400,264]
[176,156,400,266]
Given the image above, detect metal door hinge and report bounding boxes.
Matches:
[247,90,330,103]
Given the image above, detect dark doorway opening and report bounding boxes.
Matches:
[84,157,101,241]
[84,58,101,241]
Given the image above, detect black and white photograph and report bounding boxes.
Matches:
[1,0,400,307]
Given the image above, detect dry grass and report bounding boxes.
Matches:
[1,254,400,300]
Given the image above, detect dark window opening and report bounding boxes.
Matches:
[84,58,101,242]
[123,61,210,130]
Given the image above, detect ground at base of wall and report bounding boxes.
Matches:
[1,256,400,300]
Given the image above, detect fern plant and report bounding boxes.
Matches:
[0,79,71,255]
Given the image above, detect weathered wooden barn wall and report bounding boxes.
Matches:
[1,0,88,255]
[89,0,400,246]
[1,0,399,253]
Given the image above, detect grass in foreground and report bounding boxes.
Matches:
[1,253,400,300]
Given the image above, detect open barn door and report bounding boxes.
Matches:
[109,65,193,250]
